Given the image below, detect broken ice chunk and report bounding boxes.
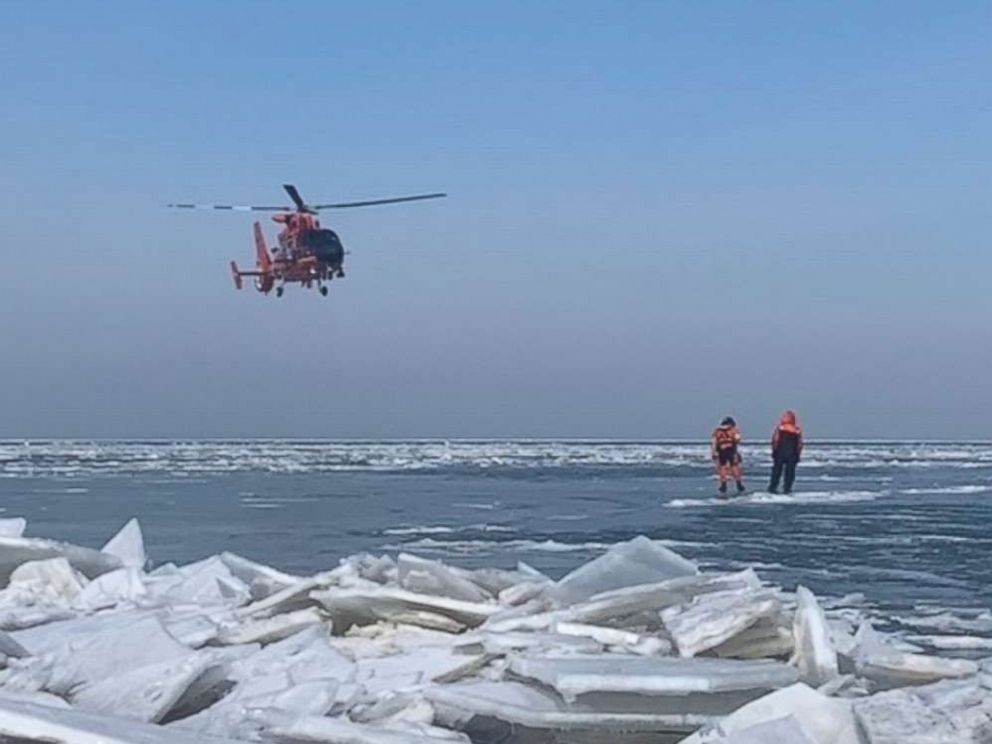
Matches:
[853,674,992,743]
[428,679,711,734]
[695,716,819,744]
[41,614,194,696]
[101,518,147,569]
[661,588,780,657]
[680,683,859,744]
[75,567,147,610]
[0,697,250,743]
[508,654,799,707]
[0,519,27,538]
[792,586,839,687]
[311,586,498,632]
[0,535,121,584]
[159,556,251,607]
[220,551,305,599]
[7,558,86,605]
[268,714,470,744]
[398,554,493,603]
[215,607,327,646]
[710,615,795,660]
[71,652,217,723]
[565,569,762,628]
[854,622,979,690]
[545,536,698,607]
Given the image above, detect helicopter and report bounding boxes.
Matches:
[169,184,445,297]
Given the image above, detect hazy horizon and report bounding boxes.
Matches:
[2,2,990,440]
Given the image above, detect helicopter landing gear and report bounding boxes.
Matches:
[276,287,284,298]
[319,286,328,297]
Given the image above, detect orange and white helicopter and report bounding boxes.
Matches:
[170,184,445,297]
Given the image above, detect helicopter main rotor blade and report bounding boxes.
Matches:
[283,184,308,212]
[168,204,291,212]
[312,193,447,210]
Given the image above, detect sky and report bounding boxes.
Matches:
[0,2,989,439]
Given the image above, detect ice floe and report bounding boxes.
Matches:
[0,523,983,743]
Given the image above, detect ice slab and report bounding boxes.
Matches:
[42,614,193,696]
[101,518,147,569]
[172,627,355,738]
[398,554,493,603]
[455,629,601,656]
[854,622,979,689]
[711,615,795,660]
[680,683,859,744]
[428,679,709,733]
[546,536,699,607]
[160,556,250,607]
[76,567,147,610]
[311,586,498,631]
[793,586,839,686]
[690,716,818,744]
[508,654,799,703]
[234,578,322,620]
[7,558,85,604]
[216,607,326,645]
[563,569,762,628]
[220,551,304,599]
[853,674,992,743]
[71,652,216,723]
[269,714,470,743]
[0,536,121,585]
[0,697,249,743]
[355,646,485,694]
[662,588,780,657]
[0,519,27,538]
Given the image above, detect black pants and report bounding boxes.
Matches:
[769,457,798,493]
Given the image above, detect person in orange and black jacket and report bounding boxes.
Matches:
[711,417,745,495]
[769,410,803,494]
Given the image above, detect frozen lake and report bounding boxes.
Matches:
[2,439,990,638]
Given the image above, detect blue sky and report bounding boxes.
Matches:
[1,2,989,438]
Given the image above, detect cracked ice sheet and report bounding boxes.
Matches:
[680,683,859,744]
[0,697,250,744]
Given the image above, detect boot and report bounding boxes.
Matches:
[736,481,745,494]
[718,482,727,495]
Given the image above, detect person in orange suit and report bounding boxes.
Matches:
[711,417,745,495]
[769,410,804,494]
